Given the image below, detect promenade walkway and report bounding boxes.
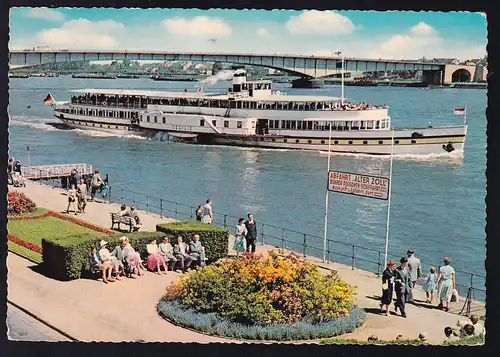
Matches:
[7,181,485,344]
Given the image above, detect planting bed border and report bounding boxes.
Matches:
[8,210,117,254]
[157,298,366,341]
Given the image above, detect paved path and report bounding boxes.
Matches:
[7,181,485,344]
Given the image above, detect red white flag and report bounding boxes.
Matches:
[454,107,466,115]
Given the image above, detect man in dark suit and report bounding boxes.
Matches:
[394,257,411,318]
[245,213,257,254]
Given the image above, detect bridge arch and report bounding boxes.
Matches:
[451,68,472,83]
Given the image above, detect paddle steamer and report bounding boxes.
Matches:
[47,70,467,155]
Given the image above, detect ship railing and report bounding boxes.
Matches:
[111,187,486,303]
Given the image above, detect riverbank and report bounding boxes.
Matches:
[6,180,485,344]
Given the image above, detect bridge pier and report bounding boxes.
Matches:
[422,70,443,86]
[291,78,324,89]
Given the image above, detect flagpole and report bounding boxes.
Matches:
[27,145,31,173]
[384,128,395,267]
[323,120,333,263]
[464,106,467,125]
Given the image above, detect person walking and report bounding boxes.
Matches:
[66,188,78,215]
[90,169,104,201]
[394,257,411,318]
[435,257,456,312]
[202,199,213,224]
[234,218,247,257]
[407,249,422,289]
[245,213,257,254]
[380,260,396,316]
[76,179,87,213]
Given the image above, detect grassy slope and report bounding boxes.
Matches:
[8,242,43,264]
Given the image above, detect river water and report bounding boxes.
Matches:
[8,76,487,299]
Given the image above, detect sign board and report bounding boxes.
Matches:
[328,170,390,200]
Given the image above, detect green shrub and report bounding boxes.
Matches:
[164,251,357,326]
[157,299,366,341]
[156,220,228,262]
[42,231,165,280]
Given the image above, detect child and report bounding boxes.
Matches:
[424,266,437,303]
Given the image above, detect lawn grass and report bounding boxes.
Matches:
[8,216,103,248]
[8,242,43,264]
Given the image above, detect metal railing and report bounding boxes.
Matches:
[110,187,485,302]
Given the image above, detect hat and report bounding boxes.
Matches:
[98,240,108,248]
[120,236,127,242]
[131,206,136,210]
[418,332,428,341]
[444,257,452,264]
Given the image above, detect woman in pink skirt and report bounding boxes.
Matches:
[122,237,147,276]
[147,239,168,274]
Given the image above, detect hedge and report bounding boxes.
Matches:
[157,298,366,341]
[156,220,229,262]
[42,231,166,281]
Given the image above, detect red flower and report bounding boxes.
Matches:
[8,233,42,253]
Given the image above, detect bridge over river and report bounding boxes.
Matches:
[9,50,486,87]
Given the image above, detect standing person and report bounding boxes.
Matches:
[394,257,411,318]
[69,169,78,189]
[245,213,257,254]
[14,160,22,174]
[90,169,104,201]
[202,199,213,224]
[380,260,396,316]
[407,249,422,289]
[195,204,204,221]
[173,236,193,272]
[76,179,87,213]
[66,188,78,215]
[435,257,456,312]
[7,158,14,184]
[423,266,437,303]
[234,218,247,257]
[159,236,178,271]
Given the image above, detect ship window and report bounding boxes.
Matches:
[224,121,229,128]
[92,124,95,127]
[352,121,360,130]
[348,140,353,144]
[237,121,242,128]
[321,140,325,144]
[411,140,416,144]
[367,121,374,129]
[379,141,384,144]
[154,116,157,123]
[272,138,276,142]
[116,126,118,129]
[147,116,150,122]
[212,120,217,127]
[291,121,296,130]
[140,115,143,122]
[334,140,339,144]
[274,120,279,128]
[308,140,312,144]
[200,119,205,127]
[100,124,103,128]
[375,121,380,129]
[286,121,291,130]
[163,117,166,124]
[260,137,264,141]
[252,121,256,128]
[363,140,368,144]
[281,121,286,129]
[307,121,313,130]
[395,140,400,144]
[269,121,274,129]
[108,125,111,128]
[295,139,300,144]
[297,121,302,130]
[284,139,287,143]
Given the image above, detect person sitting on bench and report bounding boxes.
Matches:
[89,247,113,284]
[123,206,142,231]
[189,234,206,268]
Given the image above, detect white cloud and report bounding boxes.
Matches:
[162,16,231,38]
[368,22,485,60]
[285,10,356,35]
[35,19,124,49]
[410,21,434,36]
[256,28,271,38]
[26,8,65,21]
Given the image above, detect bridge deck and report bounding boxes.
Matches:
[20,163,94,180]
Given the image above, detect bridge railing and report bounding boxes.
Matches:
[111,187,486,302]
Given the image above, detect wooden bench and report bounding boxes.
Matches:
[110,212,139,232]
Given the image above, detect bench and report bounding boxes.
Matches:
[110,212,139,232]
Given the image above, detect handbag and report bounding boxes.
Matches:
[451,288,459,302]
[382,282,388,290]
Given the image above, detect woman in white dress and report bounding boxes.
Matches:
[435,257,456,312]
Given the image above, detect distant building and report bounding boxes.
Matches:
[432,58,460,65]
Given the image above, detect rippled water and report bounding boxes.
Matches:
[8,77,487,298]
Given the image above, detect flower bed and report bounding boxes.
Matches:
[8,191,36,214]
[159,251,365,340]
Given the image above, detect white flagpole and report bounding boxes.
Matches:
[464,106,467,125]
[341,56,345,103]
[384,128,395,267]
[323,120,333,263]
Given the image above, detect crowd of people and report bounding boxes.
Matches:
[90,234,207,283]
[7,157,24,187]
[327,101,389,111]
[381,250,458,318]
[65,168,110,215]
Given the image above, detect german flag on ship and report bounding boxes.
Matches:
[43,93,54,104]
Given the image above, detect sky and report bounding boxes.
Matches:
[9,8,488,60]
